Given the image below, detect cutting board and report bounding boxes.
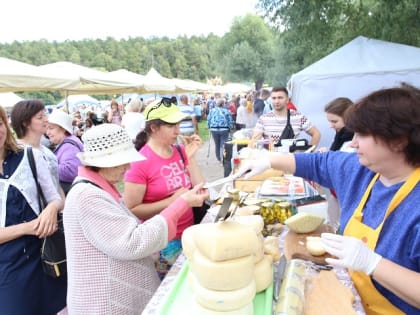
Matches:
[284,224,334,265]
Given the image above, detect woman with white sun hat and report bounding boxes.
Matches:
[63,123,209,314]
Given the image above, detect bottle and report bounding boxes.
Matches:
[231,143,239,174]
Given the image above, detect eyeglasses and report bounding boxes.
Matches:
[146,96,177,120]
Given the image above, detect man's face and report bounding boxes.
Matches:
[271,91,289,111]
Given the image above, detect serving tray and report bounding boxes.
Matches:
[159,261,273,314]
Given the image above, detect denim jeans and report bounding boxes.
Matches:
[211,129,230,161]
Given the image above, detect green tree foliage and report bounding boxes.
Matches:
[257,0,420,83]
[217,14,275,90]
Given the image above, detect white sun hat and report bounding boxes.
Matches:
[77,123,145,167]
[48,110,73,134]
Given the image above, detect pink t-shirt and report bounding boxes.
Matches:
[125,144,193,239]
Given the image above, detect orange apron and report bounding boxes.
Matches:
[343,168,420,315]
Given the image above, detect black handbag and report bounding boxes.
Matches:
[27,147,67,278]
[274,109,295,147]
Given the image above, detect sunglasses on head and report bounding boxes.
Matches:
[146,96,177,120]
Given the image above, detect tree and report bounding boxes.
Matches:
[217,14,275,90]
[257,0,420,83]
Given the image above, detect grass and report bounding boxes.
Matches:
[198,119,210,141]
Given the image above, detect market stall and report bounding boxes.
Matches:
[142,160,365,314]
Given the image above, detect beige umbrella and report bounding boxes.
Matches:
[0,57,78,92]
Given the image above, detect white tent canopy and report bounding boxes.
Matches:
[38,61,141,95]
[287,36,420,148]
[0,92,23,109]
[0,57,78,92]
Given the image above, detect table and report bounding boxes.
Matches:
[142,209,366,315]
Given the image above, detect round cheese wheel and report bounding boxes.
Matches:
[193,221,258,262]
[182,225,199,261]
[231,214,264,234]
[191,250,254,291]
[254,254,273,293]
[190,273,256,312]
[191,299,253,315]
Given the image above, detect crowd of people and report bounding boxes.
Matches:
[0,83,419,314]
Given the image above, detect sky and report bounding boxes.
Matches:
[1,0,259,44]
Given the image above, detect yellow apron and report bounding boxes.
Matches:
[343,168,420,315]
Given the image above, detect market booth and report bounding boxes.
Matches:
[142,148,365,315]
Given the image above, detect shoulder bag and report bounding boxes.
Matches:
[274,109,295,147]
[27,147,67,278]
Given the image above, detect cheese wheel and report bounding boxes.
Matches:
[182,225,199,261]
[254,233,265,263]
[191,299,254,315]
[264,236,281,262]
[254,254,273,293]
[190,273,256,311]
[193,221,258,261]
[230,214,264,234]
[191,250,254,291]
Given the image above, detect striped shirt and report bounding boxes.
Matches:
[254,110,313,143]
[178,104,195,135]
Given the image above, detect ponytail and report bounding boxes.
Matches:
[134,129,148,151]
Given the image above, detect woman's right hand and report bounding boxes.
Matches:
[181,183,209,207]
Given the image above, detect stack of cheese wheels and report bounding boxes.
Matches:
[182,217,273,314]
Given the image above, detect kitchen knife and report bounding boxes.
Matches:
[203,175,238,189]
[273,255,287,303]
[214,197,233,222]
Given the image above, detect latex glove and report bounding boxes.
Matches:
[321,233,382,275]
[236,157,271,179]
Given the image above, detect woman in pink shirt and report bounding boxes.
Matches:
[124,97,205,279]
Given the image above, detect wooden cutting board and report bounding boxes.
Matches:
[284,224,335,265]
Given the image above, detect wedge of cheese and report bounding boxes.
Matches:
[189,272,256,312]
[306,236,326,256]
[193,221,258,262]
[284,212,325,233]
[190,250,254,291]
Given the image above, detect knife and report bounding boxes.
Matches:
[214,197,233,222]
[203,174,238,189]
[273,255,287,303]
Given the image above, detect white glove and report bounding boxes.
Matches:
[236,158,271,179]
[321,233,382,275]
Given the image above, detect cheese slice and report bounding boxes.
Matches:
[285,212,325,233]
[193,221,258,261]
[254,254,273,293]
[191,250,254,291]
[189,272,256,312]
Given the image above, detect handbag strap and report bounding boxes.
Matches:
[71,179,101,189]
[27,146,47,212]
[174,144,185,166]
